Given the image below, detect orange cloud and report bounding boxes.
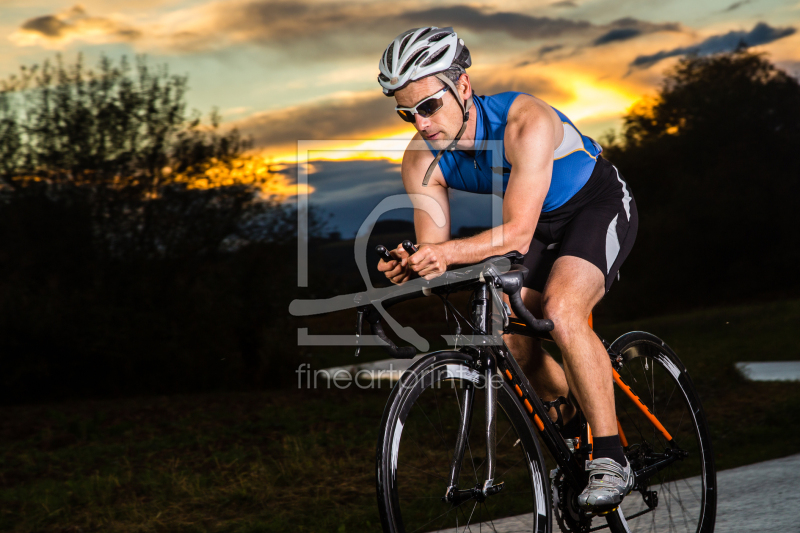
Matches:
[173,155,314,198]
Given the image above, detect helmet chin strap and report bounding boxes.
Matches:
[421,73,474,187]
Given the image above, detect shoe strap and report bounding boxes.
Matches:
[585,458,626,479]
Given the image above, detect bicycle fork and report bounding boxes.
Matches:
[443,357,504,505]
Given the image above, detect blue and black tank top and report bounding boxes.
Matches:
[430,92,602,212]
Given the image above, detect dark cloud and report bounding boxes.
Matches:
[592,17,682,46]
[610,17,681,32]
[210,2,593,45]
[551,1,578,7]
[223,1,375,43]
[593,28,642,46]
[16,5,141,43]
[398,6,591,39]
[724,0,752,12]
[22,16,68,37]
[212,2,682,61]
[515,44,565,66]
[631,22,796,69]
[539,44,565,55]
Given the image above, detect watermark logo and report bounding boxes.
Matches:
[295,362,508,390]
[289,139,508,361]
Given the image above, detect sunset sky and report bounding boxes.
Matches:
[2,0,799,234]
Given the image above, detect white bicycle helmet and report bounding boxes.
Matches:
[378,27,474,187]
[378,27,470,97]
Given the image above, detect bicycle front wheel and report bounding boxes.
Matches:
[608,331,717,533]
[376,351,551,533]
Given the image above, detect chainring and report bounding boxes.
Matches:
[552,469,593,533]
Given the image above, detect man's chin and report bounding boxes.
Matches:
[426,137,451,150]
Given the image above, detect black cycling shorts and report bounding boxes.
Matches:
[522,156,638,294]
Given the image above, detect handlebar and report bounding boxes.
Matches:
[364,244,555,359]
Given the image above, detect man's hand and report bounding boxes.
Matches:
[377,245,412,285]
[408,243,448,280]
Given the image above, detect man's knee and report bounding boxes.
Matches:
[542,295,588,341]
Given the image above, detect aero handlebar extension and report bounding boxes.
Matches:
[366,242,554,359]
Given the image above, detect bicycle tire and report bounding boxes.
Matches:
[376,351,552,533]
[603,331,717,533]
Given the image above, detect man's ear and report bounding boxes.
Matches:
[458,73,472,98]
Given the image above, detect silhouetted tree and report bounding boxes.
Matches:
[0,54,291,261]
[0,56,327,402]
[601,50,800,318]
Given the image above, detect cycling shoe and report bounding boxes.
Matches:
[577,457,634,511]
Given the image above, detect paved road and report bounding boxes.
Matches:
[711,453,799,532]
[437,453,800,532]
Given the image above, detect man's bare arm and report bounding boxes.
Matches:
[377,136,451,283]
[403,139,451,244]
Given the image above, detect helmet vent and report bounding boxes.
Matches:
[422,46,449,67]
[398,32,414,56]
[427,31,449,43]
[413,27,434,45]
[385,42,395,71]
[400,48,428,75]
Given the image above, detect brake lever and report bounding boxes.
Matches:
[355,308,364,357]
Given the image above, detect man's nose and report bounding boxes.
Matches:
[414,113,431,129]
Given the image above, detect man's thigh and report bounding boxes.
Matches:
[542,255,606,319]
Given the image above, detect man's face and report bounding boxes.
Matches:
[394,76,463,150]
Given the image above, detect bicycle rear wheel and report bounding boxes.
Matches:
[376,351,551,533]
[607,332,716,533]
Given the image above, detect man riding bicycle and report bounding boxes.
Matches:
[375,27,639,512]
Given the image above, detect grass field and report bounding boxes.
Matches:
[2,299,800,532]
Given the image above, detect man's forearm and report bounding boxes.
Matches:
[436,224,532,266]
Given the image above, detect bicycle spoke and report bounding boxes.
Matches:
[432,380,451,451]
[406,493,476,533]
[413,393,451,453]
[481,501,500,532]
[397,461,449,482]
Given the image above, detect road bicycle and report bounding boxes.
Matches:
[360,243,716,533]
